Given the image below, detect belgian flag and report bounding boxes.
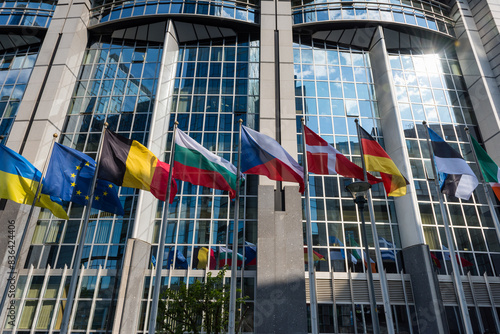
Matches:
[358,126,408,197]
[97,129,177,203]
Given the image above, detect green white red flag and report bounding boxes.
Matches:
[471,136,500,201]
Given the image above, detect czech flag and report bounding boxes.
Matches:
[241,125,304,192]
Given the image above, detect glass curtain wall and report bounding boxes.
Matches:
[390,47,500,278]
[138,33,259,333]
[0,44,39,143]
[7,34,164,332]
[294,32,411,333]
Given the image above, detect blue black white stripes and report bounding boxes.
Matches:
[428,128,478,200]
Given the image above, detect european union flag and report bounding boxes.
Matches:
[42,143,124,215]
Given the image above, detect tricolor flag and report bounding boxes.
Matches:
[241,125,304,192]
[0,144,68,219]
[97,129,177,203]
[173,128,240,199]
[348,234,376,273]
[303,125,380,184]
[358,125,408,197]
[428,128,478,200]
[218,246,244,267]
[470,136,500,201]
[303,248,326,263]
[193,247,216,270]
[245,241,257,265]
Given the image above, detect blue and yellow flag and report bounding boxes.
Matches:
[42,143,124,216]
[0,145,68,219]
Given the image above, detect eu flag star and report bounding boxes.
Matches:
[103,191,108,196]
[108,184,113,188]
[76,165,81,170]
[85,162,90,166]
[71,173,76,178]
[71,182,76,187]
[76,190,82,195]
[85,195,89,200]
[95,196,100,201]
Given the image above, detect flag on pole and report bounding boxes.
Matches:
[167,249,188,269]
[430,252,441,269]
[304,125,380,184]
[378,237,396,261]
[241,125,304,192]
[348,234,377,273]
[470,136,500,201]
[193,247,216,269]
[42,143,124,215]
[98,129,177,203]
[173,128,240,198]
[0,144,68,219]
[442,246,474,267]
[303,248,326,262]
[428,128,478,200]
[329,236,357,263]
[244,241,257,265]
[358,125,408,197]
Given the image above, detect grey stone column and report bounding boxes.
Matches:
[452,0,500,162]
[369,26,449,333]
[255,185,307,333]
[112,238,152,333]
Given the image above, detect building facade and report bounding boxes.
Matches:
[1,0,500,333]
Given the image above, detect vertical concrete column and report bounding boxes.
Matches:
[452,0,500,162]
[369,26,448,333]
[132,21,178,243]
[255,185,307,333]
[112,238,151,333]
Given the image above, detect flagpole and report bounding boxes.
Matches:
[0,133,59,318]
[354,120,395,334]
[300,118,319,334]
[354,119,381,334]
[465,128,500,245]
[148,121,178,334]
[60,123,109,334]
[423,121,473,334]
[228,119,243,334]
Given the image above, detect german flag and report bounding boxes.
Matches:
[358,126,408,197]
[97,129,177,203]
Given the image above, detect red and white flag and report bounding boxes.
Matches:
[304,125,380,184]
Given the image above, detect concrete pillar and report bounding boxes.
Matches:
[255,185,307,333]
[112,238,151,333]
[452,0,500,162]
[369,26,449,333]
[132,21,177,243]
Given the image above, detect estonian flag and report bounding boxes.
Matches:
[428,128,478,200]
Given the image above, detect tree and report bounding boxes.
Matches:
[156,268,248,334]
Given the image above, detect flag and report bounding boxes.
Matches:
[304,125,380,184]
[241,125,304,192]
[151,254,156,268]
[348,234,376,273]
[192,247,216,270]
[430,252,441,269]
[378,237,396,261]
[303,248,326,262]
[98,129,177,203]
[218,246,244,267]
[442,246,474,267]
[329,236,357,263]
[245,241,257,265]
[42,143,124,215]
[0,144,68,219]
[470,136,500,201]
[428,128,478,200]
[173,128,240,198]
[167,249,188,269]
[358,125,408,197]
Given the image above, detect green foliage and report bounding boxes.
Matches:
[157,268,247,334]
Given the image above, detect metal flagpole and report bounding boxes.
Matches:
[60,123,109,334]
[465,128,500,245]
[354,119,395,334]
[0,133,59,317]
[148,121,178,334]
[354,119,380,334]
[228,119,243,334]
[300,118,319,334]
[423,121,473,334]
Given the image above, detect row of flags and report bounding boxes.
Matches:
[1,122,498,219]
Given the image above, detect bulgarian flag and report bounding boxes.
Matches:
[471,136,500,201]
[303,125,380,184]
[98,129,177,203]
[173,128,240,198]
[358,125,408,197]
[218,246,244,267]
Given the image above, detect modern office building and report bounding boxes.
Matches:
[1,0,500,332]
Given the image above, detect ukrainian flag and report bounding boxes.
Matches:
[0,144,68,219]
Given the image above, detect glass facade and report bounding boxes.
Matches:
[0,0,55,28]
[0,44,39,143]
[391,48,500,276]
